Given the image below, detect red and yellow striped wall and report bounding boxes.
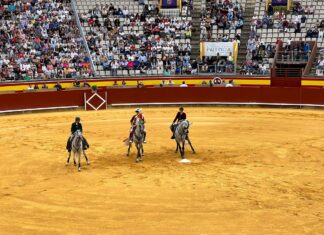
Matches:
[0,77,323,92]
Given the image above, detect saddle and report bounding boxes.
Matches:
[66,136,90,152]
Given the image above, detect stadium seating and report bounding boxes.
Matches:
[0,0,92,81]
[248,0,324,75]
[199,0,245,74]
[76,0,194,76]
[1,0,324,80]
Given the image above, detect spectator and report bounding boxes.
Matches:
[180,81,188,87]
[226,80,235,87]
[83,82,91,88]
[167,79,175,86]
[73,79,81,87]
[54,82,63,91]
[41,84,48,89]
[27,84,34,91]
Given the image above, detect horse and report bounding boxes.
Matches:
[66,130,90,171]
[127,123,144,162]
[173,120,195,159]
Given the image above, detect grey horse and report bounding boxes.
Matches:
[66,130,89,171]
[127,124,144,162]
[174,120,195,159]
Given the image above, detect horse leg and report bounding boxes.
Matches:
[176,142,182,157]
[175,142,179,153]
[136,144,140,163]
[73,152,76,166]
[78,152,81,171]
[139,143,143,160]
[181,141,185,159]
[83,150,90,165]
[127,143,131,157]
[141,144,144,157]
[187,137,196,153]
[66,151,71,165]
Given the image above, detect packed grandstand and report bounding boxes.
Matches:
[0,0,323,81]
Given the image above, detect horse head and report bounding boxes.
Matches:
[73,130,83,149]
[74,130,82,137]
[182,120,190,134]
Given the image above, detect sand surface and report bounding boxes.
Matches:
[0,107,324,235]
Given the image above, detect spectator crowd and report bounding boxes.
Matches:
[82,0,196,76]
[0,0,93,81]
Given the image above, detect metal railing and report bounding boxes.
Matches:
[276,51,309,63]
[70,0,96,76]
[271,68,303,78]
[197,64,237,75]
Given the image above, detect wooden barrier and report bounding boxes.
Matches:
[1,86,324,112]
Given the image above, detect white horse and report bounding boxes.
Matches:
[127,122,144,162]
[174,120,195,159]
[66,130,89,171]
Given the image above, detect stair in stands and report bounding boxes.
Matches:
[236,0,257,72]
[191,0,201,60]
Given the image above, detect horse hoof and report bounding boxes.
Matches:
[87,161,90,165]
[65,162,69,166]
[78,168,81,172]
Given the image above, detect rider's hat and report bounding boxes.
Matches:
[75,117,81,121]
[179,107,184,111]
[135,108,140,113]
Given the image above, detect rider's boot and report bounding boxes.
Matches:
[66,138,71,151]
[171,134,175,139]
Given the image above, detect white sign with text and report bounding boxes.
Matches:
[203,42,234,57]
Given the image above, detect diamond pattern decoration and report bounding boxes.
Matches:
[85,92,107,111]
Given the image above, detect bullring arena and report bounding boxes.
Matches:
[2,0,324,233]
[1,103,324,234]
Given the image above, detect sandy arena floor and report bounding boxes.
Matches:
[0,107,324,235]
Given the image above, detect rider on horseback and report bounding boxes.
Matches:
[66,117,90,152]
[129,108,146,143]
[171,107,187,139]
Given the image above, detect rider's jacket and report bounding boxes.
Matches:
[130,114,145,126]
[130,115,137,125]
[71,122,83,134]
[173,112,186,123]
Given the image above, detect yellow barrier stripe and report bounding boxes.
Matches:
[0,79,272,92]
[302,80,324,86]
[3,78,324,92]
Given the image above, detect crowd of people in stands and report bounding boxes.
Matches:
[316,50,324,76]
[2,0,324,80]
[201,0,244,41]
[240,34,274,75]
[199,0,243,74]
[82,1,195,76]
[0,0,93,81]
[181,0,193,16]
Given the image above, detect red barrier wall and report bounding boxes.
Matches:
[1,87,324,112]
